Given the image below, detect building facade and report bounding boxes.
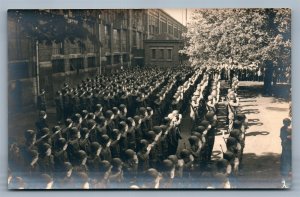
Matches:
[7,9,186,111]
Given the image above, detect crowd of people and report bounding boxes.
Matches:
[8,65,253,189]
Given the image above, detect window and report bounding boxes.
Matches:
[114,55,120,64]
[87,57,96,68]
[52,59,65,73]
[159,49,164,59]
[113,29,120,51]
[70,58,84,71]
[151,49,156,59]
[167,49,172,60]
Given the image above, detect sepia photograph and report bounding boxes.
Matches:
[7,8,291,190]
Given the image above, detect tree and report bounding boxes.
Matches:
[182,9,291,94]
[8,9,102,96]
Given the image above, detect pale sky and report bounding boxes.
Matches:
[163,9,194,26]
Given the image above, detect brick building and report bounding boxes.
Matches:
[7,9,186,111]
[144,33,184,67]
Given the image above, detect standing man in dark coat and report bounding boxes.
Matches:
[37,89,47,111]
[55,91,64,124]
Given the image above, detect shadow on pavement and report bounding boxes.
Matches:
[241,109,260,114]
[245,131,269,137]
[241,152,281,178]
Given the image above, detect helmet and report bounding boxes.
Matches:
[124,149,136,159]
[111,158,123,168]
[188,135,199,145]
[180,149,190,159]
[162,159,174,171]
[90,142,101,153]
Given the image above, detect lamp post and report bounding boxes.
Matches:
[98,14,102,75]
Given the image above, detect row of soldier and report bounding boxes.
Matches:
[9,66,247,189]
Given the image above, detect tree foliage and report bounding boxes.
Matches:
[8,9,102,49]
[182,8,291,80]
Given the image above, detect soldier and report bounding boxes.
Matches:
[61,118,73,141]
[35,110,48,136]
[206,95,216,113]
[73,172,90,189]
[73,150,88,174]
[133,115,143,151]
[105,110,115,138]
[137,139,151,173]
[108,158,124,188]
[94,160,112,189]
[225,137,241,176]
[19,130,37,167]
[178,149,194,186]
[123,149,138,184]
[167,120,182,155]
[110,129,121,158]
[227,93,239,132]
[22,149,39,188]
[146,131,159,169]
[119,104,127,121]
[53,138,69,174]
[95,115,107,140]
[72,113,83,130]
[62,89,71,119]
[8,143,22,176]
[188,136,202,170]
[55,90,64,124]
[37,89,47,111]
[94,104,103,117]
[80,110,89,128]
[37,143,54,175]
[99,134,112,162]
[280,118,292,188]
[79,127,91,154]
[142,168,162,189]
[87,142,102,182]
[51,126,63,149]
[160,159,175,188]
[146,107,154,130]
[213,159,231,189]
[126,117,137,150]
[66,127,81,164]
[87,119,97,143]
[36,128,52,148]
[205,112,218,162]
[38,173,54,189]
[55,162,74,189]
